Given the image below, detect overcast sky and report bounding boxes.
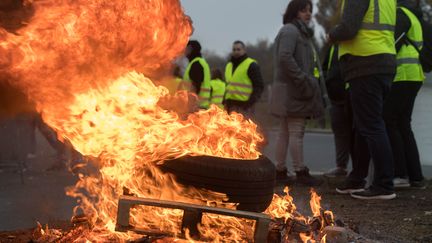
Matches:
[179,0,323,56]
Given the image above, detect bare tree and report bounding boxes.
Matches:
[420,0,432,23]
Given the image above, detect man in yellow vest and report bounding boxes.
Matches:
[383,0,425,189]
[183,40,212,109]
[328,0,397,199]
[209,68,226,109]
[224,40,264,117]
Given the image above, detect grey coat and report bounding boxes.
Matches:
[270,20,324,119]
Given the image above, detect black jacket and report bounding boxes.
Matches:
[322,45,346,104]
[187,49,205,94]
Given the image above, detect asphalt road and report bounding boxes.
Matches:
[263,129,432,177]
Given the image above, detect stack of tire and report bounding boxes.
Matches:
[160,155,276,212]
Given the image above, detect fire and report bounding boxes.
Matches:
[0,0,331,242]
[310,189,322,218]
[265,187,297,222]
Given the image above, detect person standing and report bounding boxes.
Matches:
[328,0,397,199]
[271,0,324,186]
[384,0,425,189]
[323,45,353,178]
[223,40,264,118]
[183,40,212,109]
[209,68,226,109]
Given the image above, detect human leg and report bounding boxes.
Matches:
[275,117,289,172]
[274,117,295,182]
[287,117,322,186]
[325,103,351,177]
[349,74,395,194]
[396,82,423,183]
[286,117,306,172]
[383,82,408,179]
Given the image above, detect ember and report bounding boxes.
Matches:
[0,0,333,242]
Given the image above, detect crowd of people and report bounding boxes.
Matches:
[173,39,265,118]
[171,0,428,200]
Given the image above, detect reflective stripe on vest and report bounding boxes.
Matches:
[199,82,212,109]
[394,7,424,82]
[210,79,226,109]
[224,58,255,101]
[313,49,320,79]
[339,0,396,58]
[182,57,212,108]
[327,45,335,70]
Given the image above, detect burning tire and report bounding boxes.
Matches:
[160,155,276,212]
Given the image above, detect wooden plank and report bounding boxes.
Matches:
[116,195,272,242]
[118,195,271,221]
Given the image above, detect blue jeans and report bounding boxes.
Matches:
[348,74,395,192]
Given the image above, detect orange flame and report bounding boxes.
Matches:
[265,186,298,222]
[310,189,322,218]
[1,0,192,116]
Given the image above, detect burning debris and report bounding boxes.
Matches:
[29,187,335,242]
[0,0,336,242]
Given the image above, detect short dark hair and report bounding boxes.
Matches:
[283,0,313,25]
[187,40,201,52]
[233,40,246,49]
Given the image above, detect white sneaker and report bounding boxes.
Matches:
[393,177,410,188]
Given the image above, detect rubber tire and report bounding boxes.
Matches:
[159,155,276,212]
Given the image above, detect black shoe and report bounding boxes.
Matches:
[276,168,295,184]
[350,187,396,200]
[336,180,365,194]
[410,180,426,189]
[295,167,323,187]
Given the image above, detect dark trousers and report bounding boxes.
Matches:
[383,81,423,182]
[330,100,354,168]
[348,74,394,192]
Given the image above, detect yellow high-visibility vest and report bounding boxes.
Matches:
[209,79,226,109]
[394,7,424,82]
[183,57,211,108]
[224,58,256,101]
[339,0,396,58]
